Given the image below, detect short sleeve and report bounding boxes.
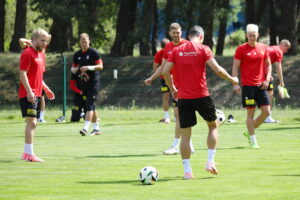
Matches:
[72,52,79,67]
[275,50,283,63]
[167,49,176,63]
[154,51,162,64]
[264,46,270,60]
[20,51,32,71]
[234,46,243,60]
[204,46,214,63]
[92,49,102,64]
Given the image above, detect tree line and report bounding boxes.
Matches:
[0,0,299,56]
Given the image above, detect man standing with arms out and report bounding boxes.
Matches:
[71,33,103,136]
[19,28,54,162]
[232,24,272,148]
[163,25,238,179]
[153,38,171,123]
[145,23,194,155]
[264,39,291,123]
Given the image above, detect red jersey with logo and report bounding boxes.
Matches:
[154,49,164,79]
[168,41,214,99]
[19,47,45,98]
[234,42,269,86]
[268,45,283,64]
[163,39,189,60]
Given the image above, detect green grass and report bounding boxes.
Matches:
[0,109,300,200]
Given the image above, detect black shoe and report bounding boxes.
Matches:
[79,129,87,136]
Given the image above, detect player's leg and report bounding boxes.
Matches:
[20,97,44,162]
[90,110,102,135]
[70,94,82,122]
[37,93,46,123]
[159,79,170,123]
[178,99,195,179]
[254,89,271,129]
[265,81,278,123]
[197,96,219,174]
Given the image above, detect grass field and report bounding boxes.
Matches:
[0,109,300,200]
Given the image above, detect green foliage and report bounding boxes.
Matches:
[227,29,245,46]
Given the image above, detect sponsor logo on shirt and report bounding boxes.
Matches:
[178,52,199,57]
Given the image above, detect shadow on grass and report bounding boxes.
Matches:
[75,154,159,159]
[263,126,300,131]
[0,160,13,163]
[272,174,300,177]
[78,177,184,185]
[102,122,151,127]
[199,146,247,151]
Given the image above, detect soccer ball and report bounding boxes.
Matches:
[139,166,159,185]
[216,109,225,126]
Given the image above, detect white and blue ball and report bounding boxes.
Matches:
[139,166,159,185]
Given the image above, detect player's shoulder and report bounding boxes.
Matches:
[21,46,35,57]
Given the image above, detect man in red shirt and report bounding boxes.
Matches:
[19,28,55,162]
[153,38,171,123]
[264,39,291,123]
[163,25,238,179]
[232,24,272,149]
[145,23,194,155]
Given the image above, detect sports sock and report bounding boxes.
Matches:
[182,159,192,173]
[172,138,180,148]
[24,144,33,155]
[190,139,194,149]
[83,121,91,131]
[250,135,257,144]
[39,111,45,120]
[164,111,170,120]
[93,121,99,130]
[207,149,216,163]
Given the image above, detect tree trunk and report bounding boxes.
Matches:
[9,0,27,52]
[185,0,196,38]
[198,0,215,49]
[245,0,255,25]
[277,0,300,55]
[216,0,230,55]
[48,17,73,52]
[269,0,278,45]
[139,0,154,56]
[254,0,268,24]
[0,0,5,52]
[151,0,158,55]
[164,0,174,38]
[110,0,137,57]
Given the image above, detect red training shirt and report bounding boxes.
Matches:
[268,45,283,64]
[234,42,269,86]
[168,41,214,99]
[153,49,164,79]
[163,39,189,60]
[18,47,45,98]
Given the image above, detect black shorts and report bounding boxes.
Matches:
[242,86,270,108]
[160,79,170,93]
[178,96,217,128]
[267,80,274,91]
[19,97,41,118]
[72,93,87,111]
[82,83,99,111]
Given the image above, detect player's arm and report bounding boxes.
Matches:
[162,61,177,99]
[144,59,166,86]
[232,59,241,94]
[20,70,35,103]
[274,62,284,87]
[80,61,103,72]
[70,80,82,95]
[261,58,272,89]
[153,62,160,72]
[207,59,239,86]
[19,38,32,49]
[42,81,55,100]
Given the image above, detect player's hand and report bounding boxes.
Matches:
[260,81,269,90]
[231,77,239,85]
[27,91,36,103]
[71,67,79,74]
[270,76,273,81]
[279,82,285,88]
[80,66,89,73]
[45,89,55,100]
[233,85,240,94]
[144,78,152,86]
[170,87,178,100]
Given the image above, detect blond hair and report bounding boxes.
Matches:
[169,23,181,31]
[80,33,89,40]
[246,24,258,33]
[280,39,291,47]
[32,28,49,40]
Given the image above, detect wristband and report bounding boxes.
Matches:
[88,66,95,71]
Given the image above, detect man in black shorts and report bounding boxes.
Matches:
[71,33,103,136]
[163,26,238,179]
